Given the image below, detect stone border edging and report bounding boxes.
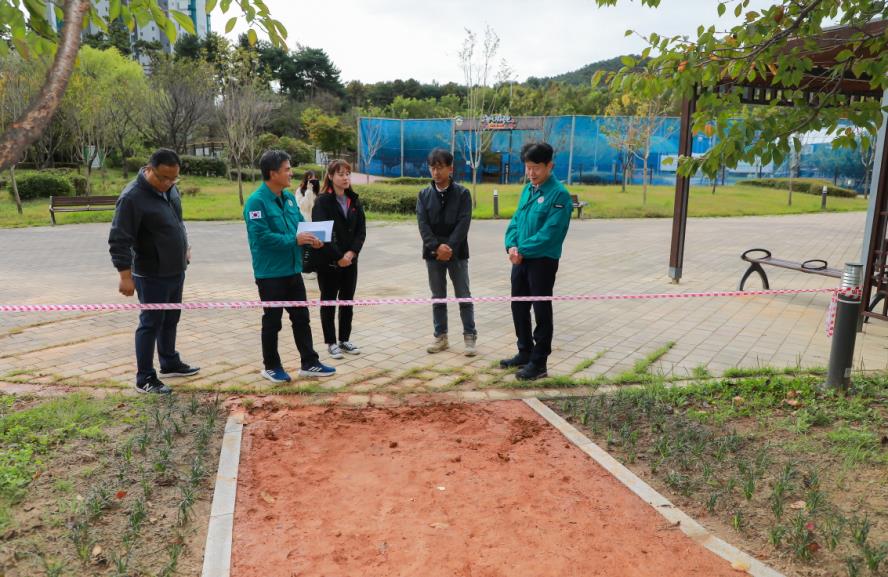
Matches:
[201,412,244,577]
[523,397,785,577]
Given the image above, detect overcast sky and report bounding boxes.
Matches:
[215,0,771,84]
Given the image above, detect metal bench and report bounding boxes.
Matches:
[49,195,118,225]
[738,248,883,319]
[570,194,588,219]
[738,248,842,290]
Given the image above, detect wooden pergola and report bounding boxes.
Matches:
[669,20,888,323]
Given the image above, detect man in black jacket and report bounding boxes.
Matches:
[416,148,477,356]
[108,149,199,394]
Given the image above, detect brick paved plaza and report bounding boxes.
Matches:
[1,213,886,398]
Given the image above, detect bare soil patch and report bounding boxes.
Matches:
[232,400,743,577]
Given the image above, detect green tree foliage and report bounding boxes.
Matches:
[82,19,132,55]
[528,54,641,86]
[301,107,353,154]
[595,0,888,177]
[0,0,288,172]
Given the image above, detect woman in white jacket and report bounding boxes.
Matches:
[297,170,320,279]
[297,170,319,220]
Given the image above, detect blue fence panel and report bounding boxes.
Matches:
[357,116,870,192]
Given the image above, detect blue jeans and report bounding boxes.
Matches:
[426,259,476,337]
[134,273,185,385]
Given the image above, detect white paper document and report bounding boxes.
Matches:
[297,220,334,242]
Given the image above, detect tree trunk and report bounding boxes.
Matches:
[0,0,90,171]
[85,158,93,196]
[9,166,22,215]
[642,155,649,205]
[121,147,129,180]
[711,176,717,194]
[788,176,793,207]
[237,161,244,206]
[471,165,478,208]
[620,160,628,193]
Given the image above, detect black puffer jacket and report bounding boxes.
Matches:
[416,179,472,260]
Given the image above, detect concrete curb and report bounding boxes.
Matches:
[523,398,785,577]
[201,412,244,577]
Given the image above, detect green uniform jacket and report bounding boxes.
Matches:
[244,183,304,279]
[504,174,572,259]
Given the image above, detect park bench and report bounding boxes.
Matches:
[570,194,588,219]
[737,248,842,290]
[738,248,883,316]
[49,195,118,225]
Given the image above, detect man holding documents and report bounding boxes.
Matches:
[243,150,336,382]
[311,159,366,360]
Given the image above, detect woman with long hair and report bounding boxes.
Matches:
[297,169,319,220]
[312,159,366,359]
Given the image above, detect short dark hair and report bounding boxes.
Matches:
[259,150,291,181]
[148,148,180,168]
[427,148,453,167]
[520,142,554,164]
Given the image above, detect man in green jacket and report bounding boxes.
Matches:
[501,142,572,381]
[244,150,335,382]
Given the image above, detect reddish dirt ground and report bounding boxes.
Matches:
[231,400,745,577]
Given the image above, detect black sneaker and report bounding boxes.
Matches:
[135,376,172,394]
[515,363,548,381]
[500,354,530,369]
[160,363,200,378]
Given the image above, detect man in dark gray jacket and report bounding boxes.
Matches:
[416,148,477,356]
[108,149,199,394]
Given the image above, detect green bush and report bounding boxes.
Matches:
[738,178,858,198]
[279,136,315,165]
[125,157,147,174]
[257,133,315,166]
[69,174,89,195]
[229,168,262,181]
[291,164,325,181]
[14,173,74,200]
[354,185,417,214]
[180,155,227,177]
[384,177,429,186]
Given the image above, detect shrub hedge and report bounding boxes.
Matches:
[354,185,417,214]
[180,155,227,177]
[737,178,858,198]
[13,173,74,200]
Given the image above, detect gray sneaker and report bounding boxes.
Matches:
[463,334,477,357]
[327,343,344,359]
[339,341,360,354]
[427,334,449,354]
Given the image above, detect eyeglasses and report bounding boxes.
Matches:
[148,167,181,186]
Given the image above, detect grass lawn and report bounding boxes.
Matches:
[0,391,225,576]
[0,169,869,228]
[548,374,888,577]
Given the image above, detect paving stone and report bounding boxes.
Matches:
[1,215,884,397]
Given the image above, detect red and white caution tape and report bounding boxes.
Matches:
[0,286,861,337]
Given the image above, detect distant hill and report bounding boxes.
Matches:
[527,55,639,86]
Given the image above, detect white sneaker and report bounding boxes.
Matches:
[427,334,449,354]
[339,341,360,355]
[327,343,344,359]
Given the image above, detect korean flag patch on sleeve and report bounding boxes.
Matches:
[249,210,263,220]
